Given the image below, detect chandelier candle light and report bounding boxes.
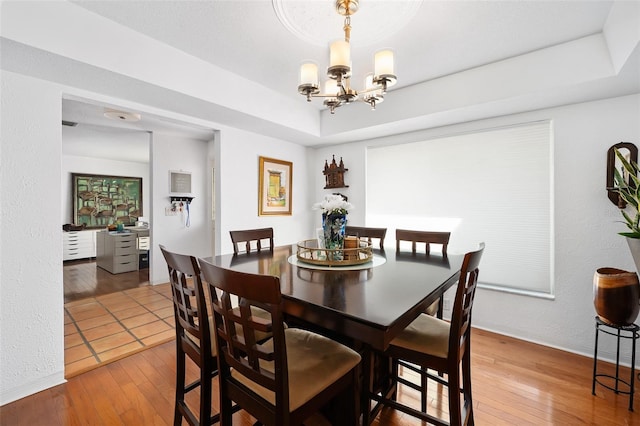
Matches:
[297,0,397,114]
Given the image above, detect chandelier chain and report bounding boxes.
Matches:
[344,16,351,42]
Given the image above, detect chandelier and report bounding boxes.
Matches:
[297,0,397,114]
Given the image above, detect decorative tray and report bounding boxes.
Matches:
[296,239,373,266]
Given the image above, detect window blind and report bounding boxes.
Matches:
[366,121,553,295]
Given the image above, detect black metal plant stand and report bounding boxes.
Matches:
[592,316,639,411]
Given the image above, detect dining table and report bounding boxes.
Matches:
[205,243,464,424]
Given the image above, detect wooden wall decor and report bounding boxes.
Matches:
[323,155,349,189]
[606,142,638,207]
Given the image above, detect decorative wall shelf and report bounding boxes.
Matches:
[170,196,194,203]
[323,155,349,189]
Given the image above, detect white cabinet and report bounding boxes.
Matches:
[96,231,139,274]
[137,236,150,251]
[63,230,96,261]
[135,228,150,251]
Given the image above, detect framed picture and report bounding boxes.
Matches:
[72,173,143,229]
[258,156,292,216]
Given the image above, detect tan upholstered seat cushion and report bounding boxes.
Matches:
[185,307,274,356]
[424,300,440,316]
[184,315,218,356]
[231,328,361,411]
[390,313,450,358]
[243,306,277,342]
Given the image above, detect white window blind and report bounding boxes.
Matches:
[366,121,553,295]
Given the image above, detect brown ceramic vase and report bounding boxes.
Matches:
[593,267,640,326]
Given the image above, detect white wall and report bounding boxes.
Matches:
[61,155,150,225]
[216,126,314,255]
[0,70,313,405]
[2,53,638,407]
[150,133,213,285]
[1,71,66,404]
[312,94,640,365]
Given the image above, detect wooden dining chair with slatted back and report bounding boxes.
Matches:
[160,245,220,426]
[395,229,451,318]
[198,258,362,426]
[345,225,387,249]
[229,227,274,255]
[370,242,485,426]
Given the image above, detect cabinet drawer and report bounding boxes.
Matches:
[64,250,87,261]
[64,234,80,243]
[112,254,138,273]
[114,238,137,255]
[63,230,96,261]
[64,240,93,250]
[137,236,151,251]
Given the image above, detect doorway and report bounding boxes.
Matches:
[61,96,216,376]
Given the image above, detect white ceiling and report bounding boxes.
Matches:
[11,0,634,153]
[62,99,215,162]
[70,0,613,99]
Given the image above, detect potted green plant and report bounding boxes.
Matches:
[613,147,640,270]
[593,148,640,325]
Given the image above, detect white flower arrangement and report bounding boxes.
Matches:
[313,193,354,215]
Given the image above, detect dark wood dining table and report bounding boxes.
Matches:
[206,244,463,423]
[207,244,463,352]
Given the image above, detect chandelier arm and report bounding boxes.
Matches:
[359,86,384,95]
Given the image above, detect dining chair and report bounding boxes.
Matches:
[160,245,220,426]
[198,258,362,426]
[229,227,274,255]
[345,225,387,249]
[369,242,485,426]
[395,229,451,317]
[395,229,450,255]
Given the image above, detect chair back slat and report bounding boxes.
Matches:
[229,227,274,255]
[449,243,485,359]
[159,245,221,424]
[345,226,387,249]
[199,259,287,397]
[395,229,451,254]
[160,245,211,352]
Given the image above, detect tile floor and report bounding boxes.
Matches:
[64,283,175,378]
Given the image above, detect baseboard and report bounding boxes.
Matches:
[0,372,66,406]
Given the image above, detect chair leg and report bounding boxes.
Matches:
[420,367,428,412]
[199,366,212,425]
[219,381,233,426]
[462,352,474,425]
[352,367,361,425]
[335,368,360,425]
[361,350,373,426]
[174,341,186,426]
[448,366,462,426]
[391,359,399,402]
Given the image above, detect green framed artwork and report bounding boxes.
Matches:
[72,173,143,229]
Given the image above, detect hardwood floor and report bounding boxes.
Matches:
[64,259,149,303]
[2,328,638,425]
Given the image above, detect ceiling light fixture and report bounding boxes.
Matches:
[297,0,397,114]
[103,108,141,122]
